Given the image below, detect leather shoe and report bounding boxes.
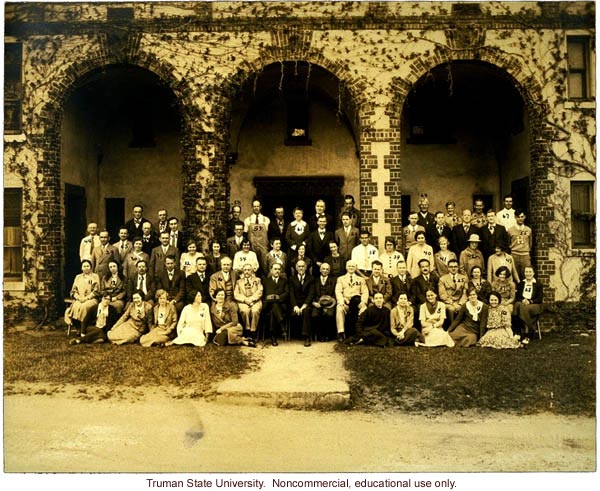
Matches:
[271,337,278,347]
[304,337,311,347]
[337,333,345,343]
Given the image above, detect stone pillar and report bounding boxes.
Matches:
[358,103,402,249]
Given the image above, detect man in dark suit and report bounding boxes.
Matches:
[390,261,412,306]
[185,256,211,305]
[335,212,360,263]
[126,259,156,304]
[156,255,186,313]
[91,230,121,278]
[337,194,361,230]
[307,215,335,276]
[425,211,453,253]
[288,260,315,347]
[70,293,119,344]
[452,209,480,256]
[262,263,289,346]
[167,216,185,254]
[125,204,152,240]
[226,223,246,259]
[409,258,440,314]
[140,222,158,256]
[479,209,510,260]
[311,262,337,341]
[416,196,436,228]
[307,199,334,232]
[154,209,169,236]
[268,205,288,252]
[149,231,180,281]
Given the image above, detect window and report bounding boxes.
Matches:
[567,37,590,100]
[4,188,23,280]
[4,42,23,134]
[571,181,595,248]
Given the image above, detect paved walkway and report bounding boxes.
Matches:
[215,340,351,409]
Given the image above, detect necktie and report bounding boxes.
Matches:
[199,273,204,281]
[137,275,142,289]
[464,225,469,233]
[350,274,354,284]
[121,241,126,250]
[319,231,324,240]
[255,215,259,225]
[299,275,304,284]
[438,226,442,234]
[453,275,457,287]
[168,271,173,281]
[490,227,495,234]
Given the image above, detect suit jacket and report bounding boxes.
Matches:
[154,220,169,236]
[141,233,159,256]
[81,304,118,333]
[268,218,288,250]
[515,280,544,304]
[438,273,468,306]
[125,218,152,241]
[417,211,436,228]
[150,302,178,336]
[156,268,185,304]
[289,273,315,308]
[313,274,337,299]
[226,235,245,260]
[263,275,289,305]
[425,224,453,253]
[91,245,121,278]
[185,271,212,304]
[112,240,133,262]
[451,223,481,256]
[149,245,180,280]
[390,274,413,305]
[307,229,335,264]
[365,275,393,304]
[209,270,238,302]
[167,230,185,253]
[337,207,361,230]
[126,273,157,303]
[233,275,263,304]
[409,272,440,306]
[479,224,510,259]
[335,273,368,305]
[334,226,360,262]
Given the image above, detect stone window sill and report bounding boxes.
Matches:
[3,280,25,291]
[564,101,595,110]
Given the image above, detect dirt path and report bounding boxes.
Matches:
[4,384,595,473]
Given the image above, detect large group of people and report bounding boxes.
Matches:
[66,194,543,349]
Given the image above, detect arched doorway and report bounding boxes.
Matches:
[61,64,182,294]
[400,61,529,222]
[228,61,360,224]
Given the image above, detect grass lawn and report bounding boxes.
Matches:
[4,330,256,395]
[339,331,596,416]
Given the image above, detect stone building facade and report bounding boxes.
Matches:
[3,2,596,328]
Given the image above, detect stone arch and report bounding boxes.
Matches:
[390,49,556,304]
[31,41,201,318]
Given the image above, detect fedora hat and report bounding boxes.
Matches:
[467,234,481,242]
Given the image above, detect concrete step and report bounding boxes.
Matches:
[215,341,351,410]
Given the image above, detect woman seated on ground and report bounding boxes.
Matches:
[107,289,153,345]
[434,236,457,277]
[69,293,118,345]
[348,292,392,347]
[406,231,435,279]
[478,291,524,349]
[490,266,516,314]
[210,288,256,347]
[448,288,488,347]
[100,260,126,313]
[514,266,544,339]
[416,289,454,347]
[167,291,213,347]
[139,289,178,347]
[467,265,492,304]
[390,293,424,346]
[122,237,149,280]
[64,259,100,331]
[288,243,312,277]
[180,240,202,277]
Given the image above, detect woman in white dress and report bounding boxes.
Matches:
[416,289,455,347]
[167,291,213,347]
[378,238,405,278]
[406,231,435,279]
[180,240,202,277]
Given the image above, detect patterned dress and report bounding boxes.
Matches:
[478,305,522,349]
[417,302,455,348]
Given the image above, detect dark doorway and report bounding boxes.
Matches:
[511,177,530,218]
[401,195,412,226]
[64,184,87,306]
[105,197,125,241]
[253,176,345,227]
